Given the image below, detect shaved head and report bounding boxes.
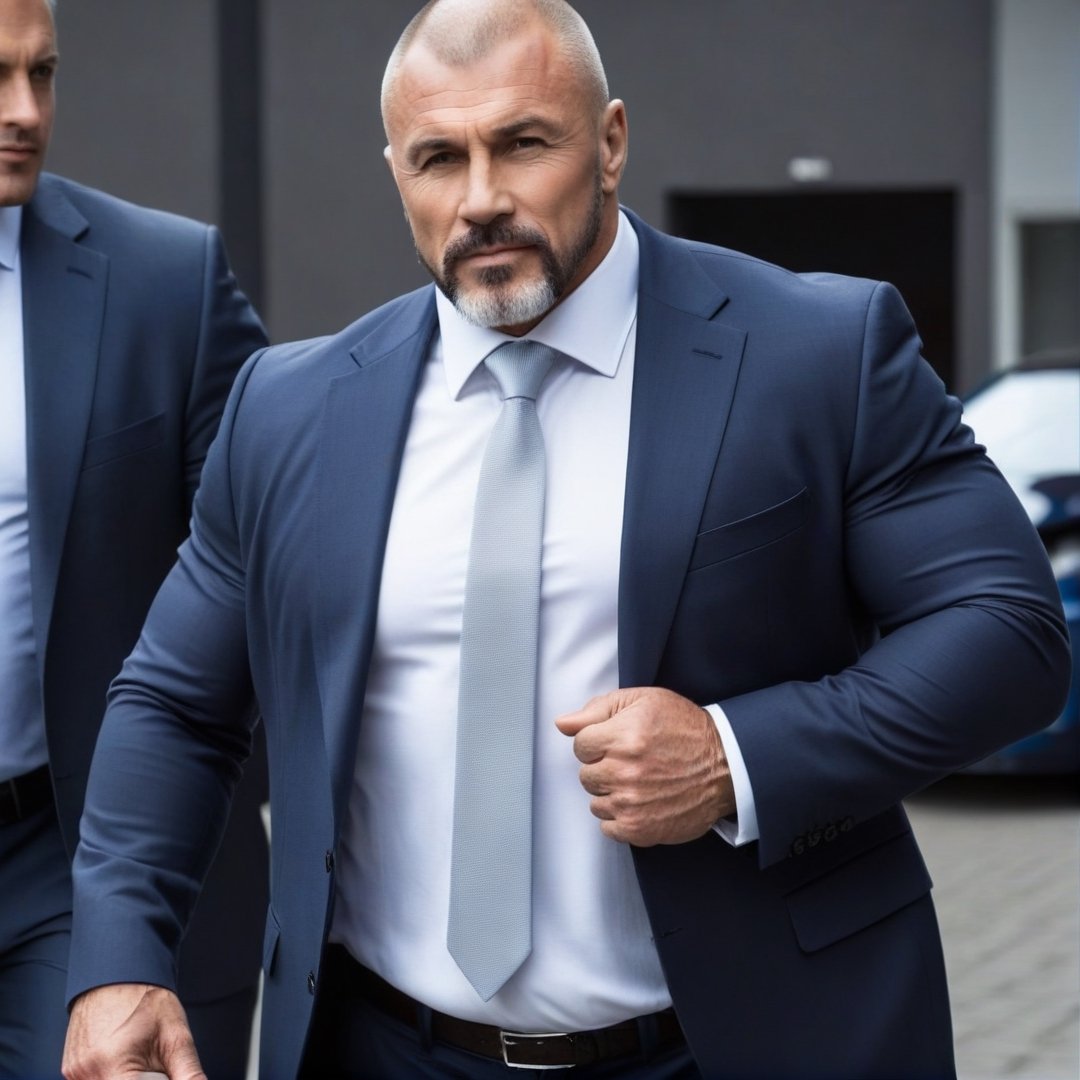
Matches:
[380,0,628,334]
[381,0,609,137]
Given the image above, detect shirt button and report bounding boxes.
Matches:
[325,849,334,873]
[307,971,316,995]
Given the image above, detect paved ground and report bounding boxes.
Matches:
[906,773,1080,1080]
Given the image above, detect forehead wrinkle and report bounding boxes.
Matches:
[404,90,559,143]
[0,28,55,58]
[393,80,544,146]
[402,65,554,111]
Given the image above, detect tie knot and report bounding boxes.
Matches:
[484,340,558,402]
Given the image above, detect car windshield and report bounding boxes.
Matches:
[962,369,1080,525]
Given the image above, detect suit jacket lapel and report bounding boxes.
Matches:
[619,214,747,687]
[314,292,437,826]
[311,217,746,815]
[21,177,108,670]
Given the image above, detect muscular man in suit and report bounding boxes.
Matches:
[0,0,268,1075]
[63,1,1070,1078]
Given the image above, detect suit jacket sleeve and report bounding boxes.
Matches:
[67,351,263,1001]
[183,225,267,509]
[721,282,1071,868]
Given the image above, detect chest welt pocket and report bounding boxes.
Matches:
[689,487,810,572]
[81,413,165,471]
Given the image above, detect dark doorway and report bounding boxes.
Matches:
[668,189,957,390]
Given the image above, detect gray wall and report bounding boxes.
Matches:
[49,1,220,225]
[47,1,997,388]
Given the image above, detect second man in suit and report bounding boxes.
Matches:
[0,0,268,1075]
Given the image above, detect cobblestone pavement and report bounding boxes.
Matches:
[906,774,1080,1080]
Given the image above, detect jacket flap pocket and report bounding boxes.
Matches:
[689,487,809,571]
[82,413,165,471]
[786,830,932,953]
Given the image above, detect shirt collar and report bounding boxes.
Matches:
[0,206,22,272]
[436,209,640,399]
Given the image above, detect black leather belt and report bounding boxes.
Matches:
[323,946,685,1069]
[0,765,53,825]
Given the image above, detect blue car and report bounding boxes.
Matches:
[960,349,1080,773]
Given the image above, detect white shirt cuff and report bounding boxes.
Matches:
[705,703,760,846]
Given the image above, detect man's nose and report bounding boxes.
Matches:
[0,74,43,133]
[458,157,514,225]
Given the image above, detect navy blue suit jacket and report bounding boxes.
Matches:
[24,173,269,1003]
[68,211,1069,1077]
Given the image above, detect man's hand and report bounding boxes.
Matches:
[556,687,736,846]
[63,984,204,1080]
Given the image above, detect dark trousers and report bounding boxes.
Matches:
[0,794,257,1080]
[187,984,260,1080]
[0,800,70,1080]
[299,951,701,1080]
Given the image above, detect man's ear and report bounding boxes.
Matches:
[383,144,396,178]
[599,100,629,195]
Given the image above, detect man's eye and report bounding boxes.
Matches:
[513,137,543,151]
[31,64,56,81]
[423,151,455,168]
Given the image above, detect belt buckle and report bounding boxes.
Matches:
[500,1030,577,1070]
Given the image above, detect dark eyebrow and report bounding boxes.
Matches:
[405,136,456,168]
[492,116,561,140]
[403,115,561,167]
[0,50,58,76]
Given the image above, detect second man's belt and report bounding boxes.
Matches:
[0,765,53,826]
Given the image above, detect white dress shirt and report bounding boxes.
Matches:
[0,204,47,783]
[331,212,755,1030]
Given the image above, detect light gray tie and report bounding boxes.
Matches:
[448,339,557,1001]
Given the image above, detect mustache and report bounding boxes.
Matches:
[443,222,549,269]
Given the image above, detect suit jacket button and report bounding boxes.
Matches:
[325,849,334,873]
[307,971,316,995]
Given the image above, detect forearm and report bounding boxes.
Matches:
[725,592,1070,867]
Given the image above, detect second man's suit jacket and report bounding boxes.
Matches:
[68,210,1070,1077]
[24,173,269,1004]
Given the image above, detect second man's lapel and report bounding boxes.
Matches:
[21,184,108,673]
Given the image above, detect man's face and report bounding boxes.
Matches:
[384,20,626,335]
[0,0,56,207]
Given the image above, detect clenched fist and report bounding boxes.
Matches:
[556,686,736,845]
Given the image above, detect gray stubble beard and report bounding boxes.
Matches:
[420,167,606,329]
